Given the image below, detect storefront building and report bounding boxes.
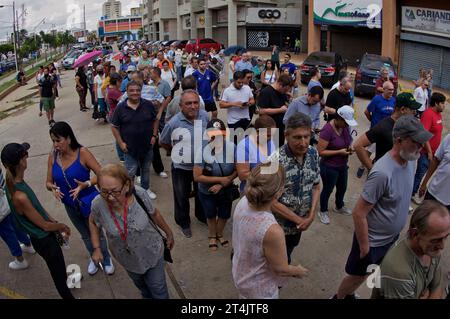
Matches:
[399,1,450,90]
[98,16,143,42]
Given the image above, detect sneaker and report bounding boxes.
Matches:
[409,205,414,214]
[412,194,423,205]
[88,258,99,275]
[104,259,115,276]
[334,207,352,216]
[318,211,330,225]
[20,244,36,254]
[182,227,192,238]
[159,172,168,178]
[135,176,141,185]
[8,259,29,270]
[356,167,365,178]
[147,189,157,200]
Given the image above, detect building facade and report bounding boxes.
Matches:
[98,16,143,42]
[144,0,177,41]
[308,0,450,90]
[175,0,304,50]
[102,0,122,19]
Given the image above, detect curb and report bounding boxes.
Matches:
[0,53,66,102]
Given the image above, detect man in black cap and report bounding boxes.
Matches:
[354,92,422,172]
[333,115,432,299]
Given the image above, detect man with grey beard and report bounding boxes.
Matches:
[332,115,432,299]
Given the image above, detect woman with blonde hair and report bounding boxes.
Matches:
[89,163,174,299]
[232,162,308,299]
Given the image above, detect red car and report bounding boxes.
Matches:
[185,38,222,54]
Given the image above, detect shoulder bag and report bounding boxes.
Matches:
[134,190,173,263]
[217,163,240,202]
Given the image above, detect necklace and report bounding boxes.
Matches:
[107,198,130,253]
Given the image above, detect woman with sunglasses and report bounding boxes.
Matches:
[1,142,74,299]
[46,121,114,276]
[89,164,174,299]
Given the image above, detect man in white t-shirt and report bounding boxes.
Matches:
[94,65,106,120]
[413,80,429,115]
[219,71,255,144]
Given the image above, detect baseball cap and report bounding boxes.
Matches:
[396,92,421,110]
[206,119,227,137]
[1,142,30,167]
[393,115,433,144]
[337,105,358,127]
[127,65,136,73]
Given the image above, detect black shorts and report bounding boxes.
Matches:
[344,233,397,276]
[204,100,217,112]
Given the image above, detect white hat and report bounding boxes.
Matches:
[126,65,136,72]
[337,105,358,127]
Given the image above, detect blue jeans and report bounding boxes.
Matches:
[0,214,31,257]
[64,205,111,265]
[126,256,169,299]
[176,65,183,82]
[124,148,153,190]
[115,142,125,162]
[319,163,348,212]
[412,153,429,196]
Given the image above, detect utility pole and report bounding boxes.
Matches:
[12,1,18,72]
[83,4,86,39]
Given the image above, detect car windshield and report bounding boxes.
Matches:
[305,53,334,64]
[188,39,196,44]
[363,56,393,71]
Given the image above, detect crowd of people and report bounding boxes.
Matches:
[0,41,449,300]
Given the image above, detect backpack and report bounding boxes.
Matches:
[0,169,11,223]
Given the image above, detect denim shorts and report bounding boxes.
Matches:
[198,191,232,220]
[345,233,397,276]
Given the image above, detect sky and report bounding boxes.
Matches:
[0,0,141,40]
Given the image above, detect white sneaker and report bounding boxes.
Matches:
[409,205,414,214]
[412,194,423,205]
[20,243,36,254]
[147,189,157,200]
[334,206,352,216]
[8,259,29,270]
[104,259,115,275]
[159,172,168,178]
[88,258,99,275]
[135,176,141,185]
[318,211,330,225]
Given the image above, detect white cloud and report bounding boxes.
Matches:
[0,0,141,39]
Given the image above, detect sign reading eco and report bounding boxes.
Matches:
[402,6,450,38]
[313,0,382,28]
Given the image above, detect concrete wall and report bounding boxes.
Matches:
[213,27,228,46]
[237,26,246,47]
[159,0,177,19]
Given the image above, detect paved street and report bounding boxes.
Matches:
[0,59,449,299]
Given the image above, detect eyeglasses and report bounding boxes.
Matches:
[100,185,125,198]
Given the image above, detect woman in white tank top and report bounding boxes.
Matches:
[261,60,278,87]
[232,163,308,299]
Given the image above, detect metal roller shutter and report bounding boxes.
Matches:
[400,41,450,90]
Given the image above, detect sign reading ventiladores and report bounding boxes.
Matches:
[402,6,450,38]
[313,0,382,28]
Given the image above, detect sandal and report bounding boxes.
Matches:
[216,235,229,247]
[208,237,218,252]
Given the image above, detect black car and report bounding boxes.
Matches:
[300,51,347,87]
[354,53,398,97]
[172,40,188,50]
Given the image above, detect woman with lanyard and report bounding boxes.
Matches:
[89,164,174,299]
[193,119,237,251]
[1,142,74,299]
[46,121,114,276]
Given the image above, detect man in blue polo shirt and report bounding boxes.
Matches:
[160,90,209,238]
[193,58,218,119]
[364,81,396,128]
[234,52,253,72]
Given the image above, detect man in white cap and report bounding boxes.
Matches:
[333,115,433,299]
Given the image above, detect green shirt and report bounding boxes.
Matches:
[7,182,50,239]
[295,39,301,47]
[372,239,442,299]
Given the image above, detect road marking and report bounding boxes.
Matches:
[0,286,27,299]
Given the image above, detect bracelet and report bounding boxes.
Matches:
[86,180,92,188]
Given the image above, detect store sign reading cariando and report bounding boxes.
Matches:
[314,0,382,29]
[402,6,450,37]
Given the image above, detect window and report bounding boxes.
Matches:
[164,21,169,32]
[200,39,214,44]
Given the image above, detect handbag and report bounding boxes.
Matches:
[0,188,11,223]
[133,190,173,263]
[58,152,99,218]
[172,71,180,91]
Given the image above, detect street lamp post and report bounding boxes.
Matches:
[0,2,18,72]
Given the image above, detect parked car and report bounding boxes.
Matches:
[62,50,83,69]
[354,53,398,97]
[185,38,222,54]
[223,45,247,56]
[172,40,188,50]
[300,51,347,87]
